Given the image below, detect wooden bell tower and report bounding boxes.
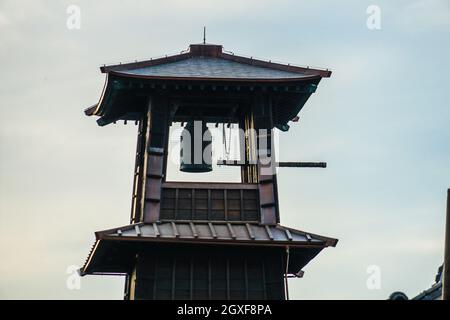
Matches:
[80,43,337,300]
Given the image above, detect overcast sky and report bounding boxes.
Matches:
[1,0,449,300]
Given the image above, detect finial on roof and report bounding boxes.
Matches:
[203,26,206,44]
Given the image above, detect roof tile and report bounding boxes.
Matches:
[116,57,310,80]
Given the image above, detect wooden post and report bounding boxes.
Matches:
[141,96,168,223]
[443,188,450,300]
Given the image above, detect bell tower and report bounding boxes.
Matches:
[80,43,337,300]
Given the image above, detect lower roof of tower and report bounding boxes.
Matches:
[80,221,338,276]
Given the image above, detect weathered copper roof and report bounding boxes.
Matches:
[96,221,336,245]
[101,43,331,81]
[80,221,337,276]
[109,57,322,81]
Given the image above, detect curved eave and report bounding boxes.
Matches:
[80,222,337,276]
[84,72,322,122]
[97,234,333,248]
[108,70,323,83]
[84,73,110,117]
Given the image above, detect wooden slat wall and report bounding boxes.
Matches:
[133,247,284,300]
[160,183,259,222]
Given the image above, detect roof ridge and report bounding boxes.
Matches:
[99,44,331,78]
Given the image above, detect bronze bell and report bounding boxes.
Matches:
[180,120,212,173]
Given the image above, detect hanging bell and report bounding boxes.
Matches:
[180,120,212,173]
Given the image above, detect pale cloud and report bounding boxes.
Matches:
[396,0,450,33]
[0,11,10,27]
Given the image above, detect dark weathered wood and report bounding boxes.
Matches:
[189,257,194,300]
[140,105,152,222]
[240,189,244,221]
[207,257,212,300]
[252,94,279,225]
[207,189,211,220]
[258,156,277,225]
[226,258,230,300]
[217,160,327,168]
[224,189,228,220]
[162,181,258,190]
[130,116,147,223]
[261,260,267,300]
[444,189,450,300]
[174,188,179,220]
[152,258,158,299]
[191,189,195,220]
[171,258,176,300]
[123,272,130,300]
[140,95,171,223]
[278,161,327,168]
[244,258,248,300]
[160,184,260,222]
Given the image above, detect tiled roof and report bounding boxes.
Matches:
[96,221,336,245]
[80,221,337,276]
[389,264,443,300]
[115,57,313,80]
[413,283,442,300]
[100,43,331,81]
[413,264,443,300]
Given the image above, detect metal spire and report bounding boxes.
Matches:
[203,26,206,44]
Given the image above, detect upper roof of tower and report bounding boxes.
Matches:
[85,43,332,127]
[99,43,331,81]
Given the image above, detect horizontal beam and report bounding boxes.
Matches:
[217,160,326,168]
[278,162,326,168]
[162,181,259,189]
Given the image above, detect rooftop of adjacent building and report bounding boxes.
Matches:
[389,265,443,300]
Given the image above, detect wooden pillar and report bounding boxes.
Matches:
[129,115,148,223]
[239,118,247,183]
[443,188,450,300]
[140,95,169,223]
[125,95,169,299]
[240,113,258,184]
[253,93,279,225]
